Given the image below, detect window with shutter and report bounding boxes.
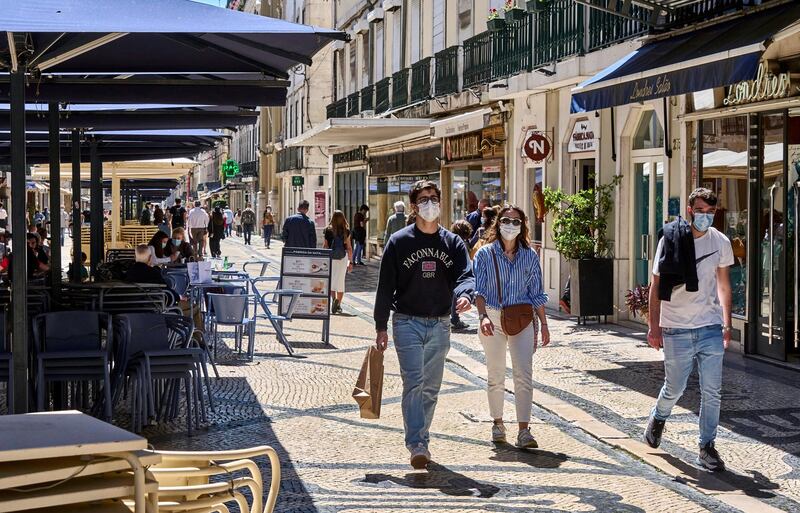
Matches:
[348,43,357,94]
[335,50,345,99]
[391,11,402,72]
[458,0,473,43]
[374,21,385,81]
[432,0,445,53]
[361,32,370,87]
[410,0,421,64]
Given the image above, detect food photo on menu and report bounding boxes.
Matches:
[284,297,330,317]
[283,256,330,275]
[283,276,328,295]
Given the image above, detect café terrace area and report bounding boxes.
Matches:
[0,0,343,511]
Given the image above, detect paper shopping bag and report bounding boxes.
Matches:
[352,346,384,419]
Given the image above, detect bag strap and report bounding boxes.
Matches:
[491,249,503,307]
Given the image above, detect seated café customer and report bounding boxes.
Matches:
[67,252,90,282]
[8,233,50,281]
[147,230,178,266]
[125,244,167,285]
[166,227,196,263]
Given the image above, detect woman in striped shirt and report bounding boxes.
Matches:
[473,205,550,449]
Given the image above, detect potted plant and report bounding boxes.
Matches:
[625,284,650,324]
[504,0,527,22]
[487,8,506,31]
[526,0,549,13]
[543,174,622,320]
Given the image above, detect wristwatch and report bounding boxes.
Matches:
[479,313,489,321]
[722,325,732,333]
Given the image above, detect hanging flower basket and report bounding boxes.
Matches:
[504,7,527,21]
[487,18,506,32]
[526,0,549,12]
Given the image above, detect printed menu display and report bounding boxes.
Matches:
[280,247,332,320]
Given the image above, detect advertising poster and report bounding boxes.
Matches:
[279,247,332,322]
[314,190,327,228]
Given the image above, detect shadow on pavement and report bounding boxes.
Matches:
[363,462,500,498]
[489,444,568,469]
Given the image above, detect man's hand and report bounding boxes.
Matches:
[647,326,663,350]
[480,316,494,337]
[723,328,731,350]
[375,331,388,352]
[540,324,550,347]
[455,297,471,314]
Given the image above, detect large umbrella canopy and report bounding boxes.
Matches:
[0,0,344,78]
[0,103,259,130]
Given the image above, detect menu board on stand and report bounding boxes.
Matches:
[279,247,333,345]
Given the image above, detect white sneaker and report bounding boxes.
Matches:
[409,443,431,469]
[516,427,539,449]
[491,423,507,443]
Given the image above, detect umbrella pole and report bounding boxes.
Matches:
[48,103,61,299]
[10,67,28,413]
[71,130,82,283]
[89,140,103,277]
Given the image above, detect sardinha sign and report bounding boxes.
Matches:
[724,62,798,106]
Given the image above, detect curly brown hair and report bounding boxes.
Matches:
[485,205,531,249]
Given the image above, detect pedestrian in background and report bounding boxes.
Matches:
[384,201,407,244]
[234,209,242,237]
[352,204,368,265]
[139,202,152,225]
[374,180,474,469]
[168,198,187,230]
[474,206,549,449]
[241,203,257,245]
[281,200,316,248]
[323,210,352,314]
[187,200,210,258]
[449,219,473,331]
[262,205,275,249]
[208,207,226,258]
[470,207,499,257]
[224,206,234,237]
[645,188,733,472]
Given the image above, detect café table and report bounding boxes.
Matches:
[0,410,157,513]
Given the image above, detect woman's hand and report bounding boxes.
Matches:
[480,316,495,337]
[347,262,353,273]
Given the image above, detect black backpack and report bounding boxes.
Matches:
[331,234,346,260]
[241,210,256,225]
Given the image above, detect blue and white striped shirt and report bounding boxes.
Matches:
[474,241,548,309]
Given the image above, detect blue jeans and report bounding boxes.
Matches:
[353,241,364,264]
[652,324,724,447]
[243,224,253,244]
[392,313,451,450]
[263,225,273,247]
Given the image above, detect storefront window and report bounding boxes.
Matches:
[700,115,747,316]
[335,170,366,229]
[369,173,439,243]
[450,166,503,222]
[633,111,665,150]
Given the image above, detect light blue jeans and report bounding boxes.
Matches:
[353,241,364,264]
[652,324,724,447]
[392,313,451,450]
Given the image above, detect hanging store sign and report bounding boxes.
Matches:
[724,62,798,106]
[222,159,239,178]
[568,119,597,153]
[522,131,551,162]
[291,175,305,187]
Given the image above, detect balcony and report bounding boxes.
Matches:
[391,69,409,109]
[463,31,492,88]
[532,0,585,69]
[326,103,336,119]
[434,46,459,96]
[494,14,533,79]
[375,77,391,113]
[360,84,375,112]
[347,91,360,117]
[326,98,347,119]
[410,57,432,102]
[587,4,648,52]
[276,147,303,173]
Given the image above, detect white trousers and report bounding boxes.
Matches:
[478,308,536,423]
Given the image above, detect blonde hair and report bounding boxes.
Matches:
[135,244,151,264]
[171,227,185,239]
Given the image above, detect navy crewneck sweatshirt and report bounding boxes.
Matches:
[373,224,475,332]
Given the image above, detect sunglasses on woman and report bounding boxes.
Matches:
[499,217,522,227]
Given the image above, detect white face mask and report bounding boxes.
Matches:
[417,202,440,223]
[500,223,521,241]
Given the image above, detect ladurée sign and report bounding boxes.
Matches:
[629,75,672,102]
[724,62,798,106]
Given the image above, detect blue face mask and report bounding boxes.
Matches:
[172,239,182,246]
[692,212,714,232]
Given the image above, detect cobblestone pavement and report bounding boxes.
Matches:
[145,235,799,512]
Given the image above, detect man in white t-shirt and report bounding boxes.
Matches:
[646,188,733,472]
[187,201,210,257]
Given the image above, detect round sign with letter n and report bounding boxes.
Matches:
[522,131,551,163]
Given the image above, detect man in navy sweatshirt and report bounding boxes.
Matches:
[374,180,475,470]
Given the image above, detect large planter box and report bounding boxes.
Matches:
[487,18,506,32]
[504,7,527,22]
[570,258,614,320]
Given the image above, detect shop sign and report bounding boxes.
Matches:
[445,133,482,161]
[568,119,596,153]
[724,62,797,106]
[480,125,506,159]
[522,131,551,162]
[291,175,305,187]
[222,159,239,178]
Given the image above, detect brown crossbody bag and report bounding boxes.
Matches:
[491,251,534,336]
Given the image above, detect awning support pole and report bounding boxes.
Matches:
[71,130,82,283]
[10,66,28,413]
[48,103,62,298]
[89,140,103,275]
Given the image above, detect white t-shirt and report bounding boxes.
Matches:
[187,207,210,229]
[0,208,7,220]
[653,227,734,329]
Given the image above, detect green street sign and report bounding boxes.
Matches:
[222,159,240,178]
[292,175,304,187]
